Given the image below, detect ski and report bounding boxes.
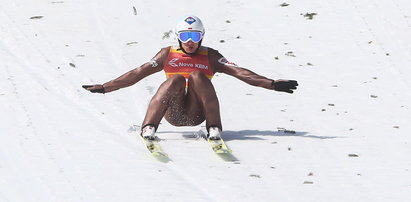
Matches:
[207,136,238,162]
[139,135,169,160]
[207,137,232,154]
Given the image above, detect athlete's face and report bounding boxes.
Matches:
[181,41,199,54]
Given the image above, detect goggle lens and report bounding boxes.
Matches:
[178,31,202,43]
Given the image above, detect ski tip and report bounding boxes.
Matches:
[153,153,171,163]
[152,151,168,157]
[216,152,238,162]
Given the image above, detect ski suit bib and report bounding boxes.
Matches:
[164,46,214,86]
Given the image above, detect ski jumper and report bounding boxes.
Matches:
[164,46,214,86]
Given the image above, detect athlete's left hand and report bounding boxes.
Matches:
[272,80,298,94]
[82,84,105,93]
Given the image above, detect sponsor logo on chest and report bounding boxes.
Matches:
[168,58,208,69]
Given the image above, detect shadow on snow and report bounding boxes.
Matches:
[221,130,338,141]
[157,130,339,141]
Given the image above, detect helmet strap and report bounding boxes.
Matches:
[178,39,203,56]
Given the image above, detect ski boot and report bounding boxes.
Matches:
[140,125,156,140]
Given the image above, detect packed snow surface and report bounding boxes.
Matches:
[1,0,411,201]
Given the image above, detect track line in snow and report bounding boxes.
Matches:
[2,58,86,202]
[1,4,144,152]
[348,0,411,94]
[0,6,89,201]
[392,0,411,28]
[0,5,69,95]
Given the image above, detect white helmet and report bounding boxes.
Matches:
[174,15,205,37]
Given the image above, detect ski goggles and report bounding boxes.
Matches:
[178,31,203,43]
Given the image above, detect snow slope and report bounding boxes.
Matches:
[1,0,411,201]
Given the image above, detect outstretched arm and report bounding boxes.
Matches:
[83,47,169,93]
[210,49,298,93]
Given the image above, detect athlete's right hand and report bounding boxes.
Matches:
[82,85,105,94]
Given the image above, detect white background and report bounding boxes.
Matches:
[1,0,411,201]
